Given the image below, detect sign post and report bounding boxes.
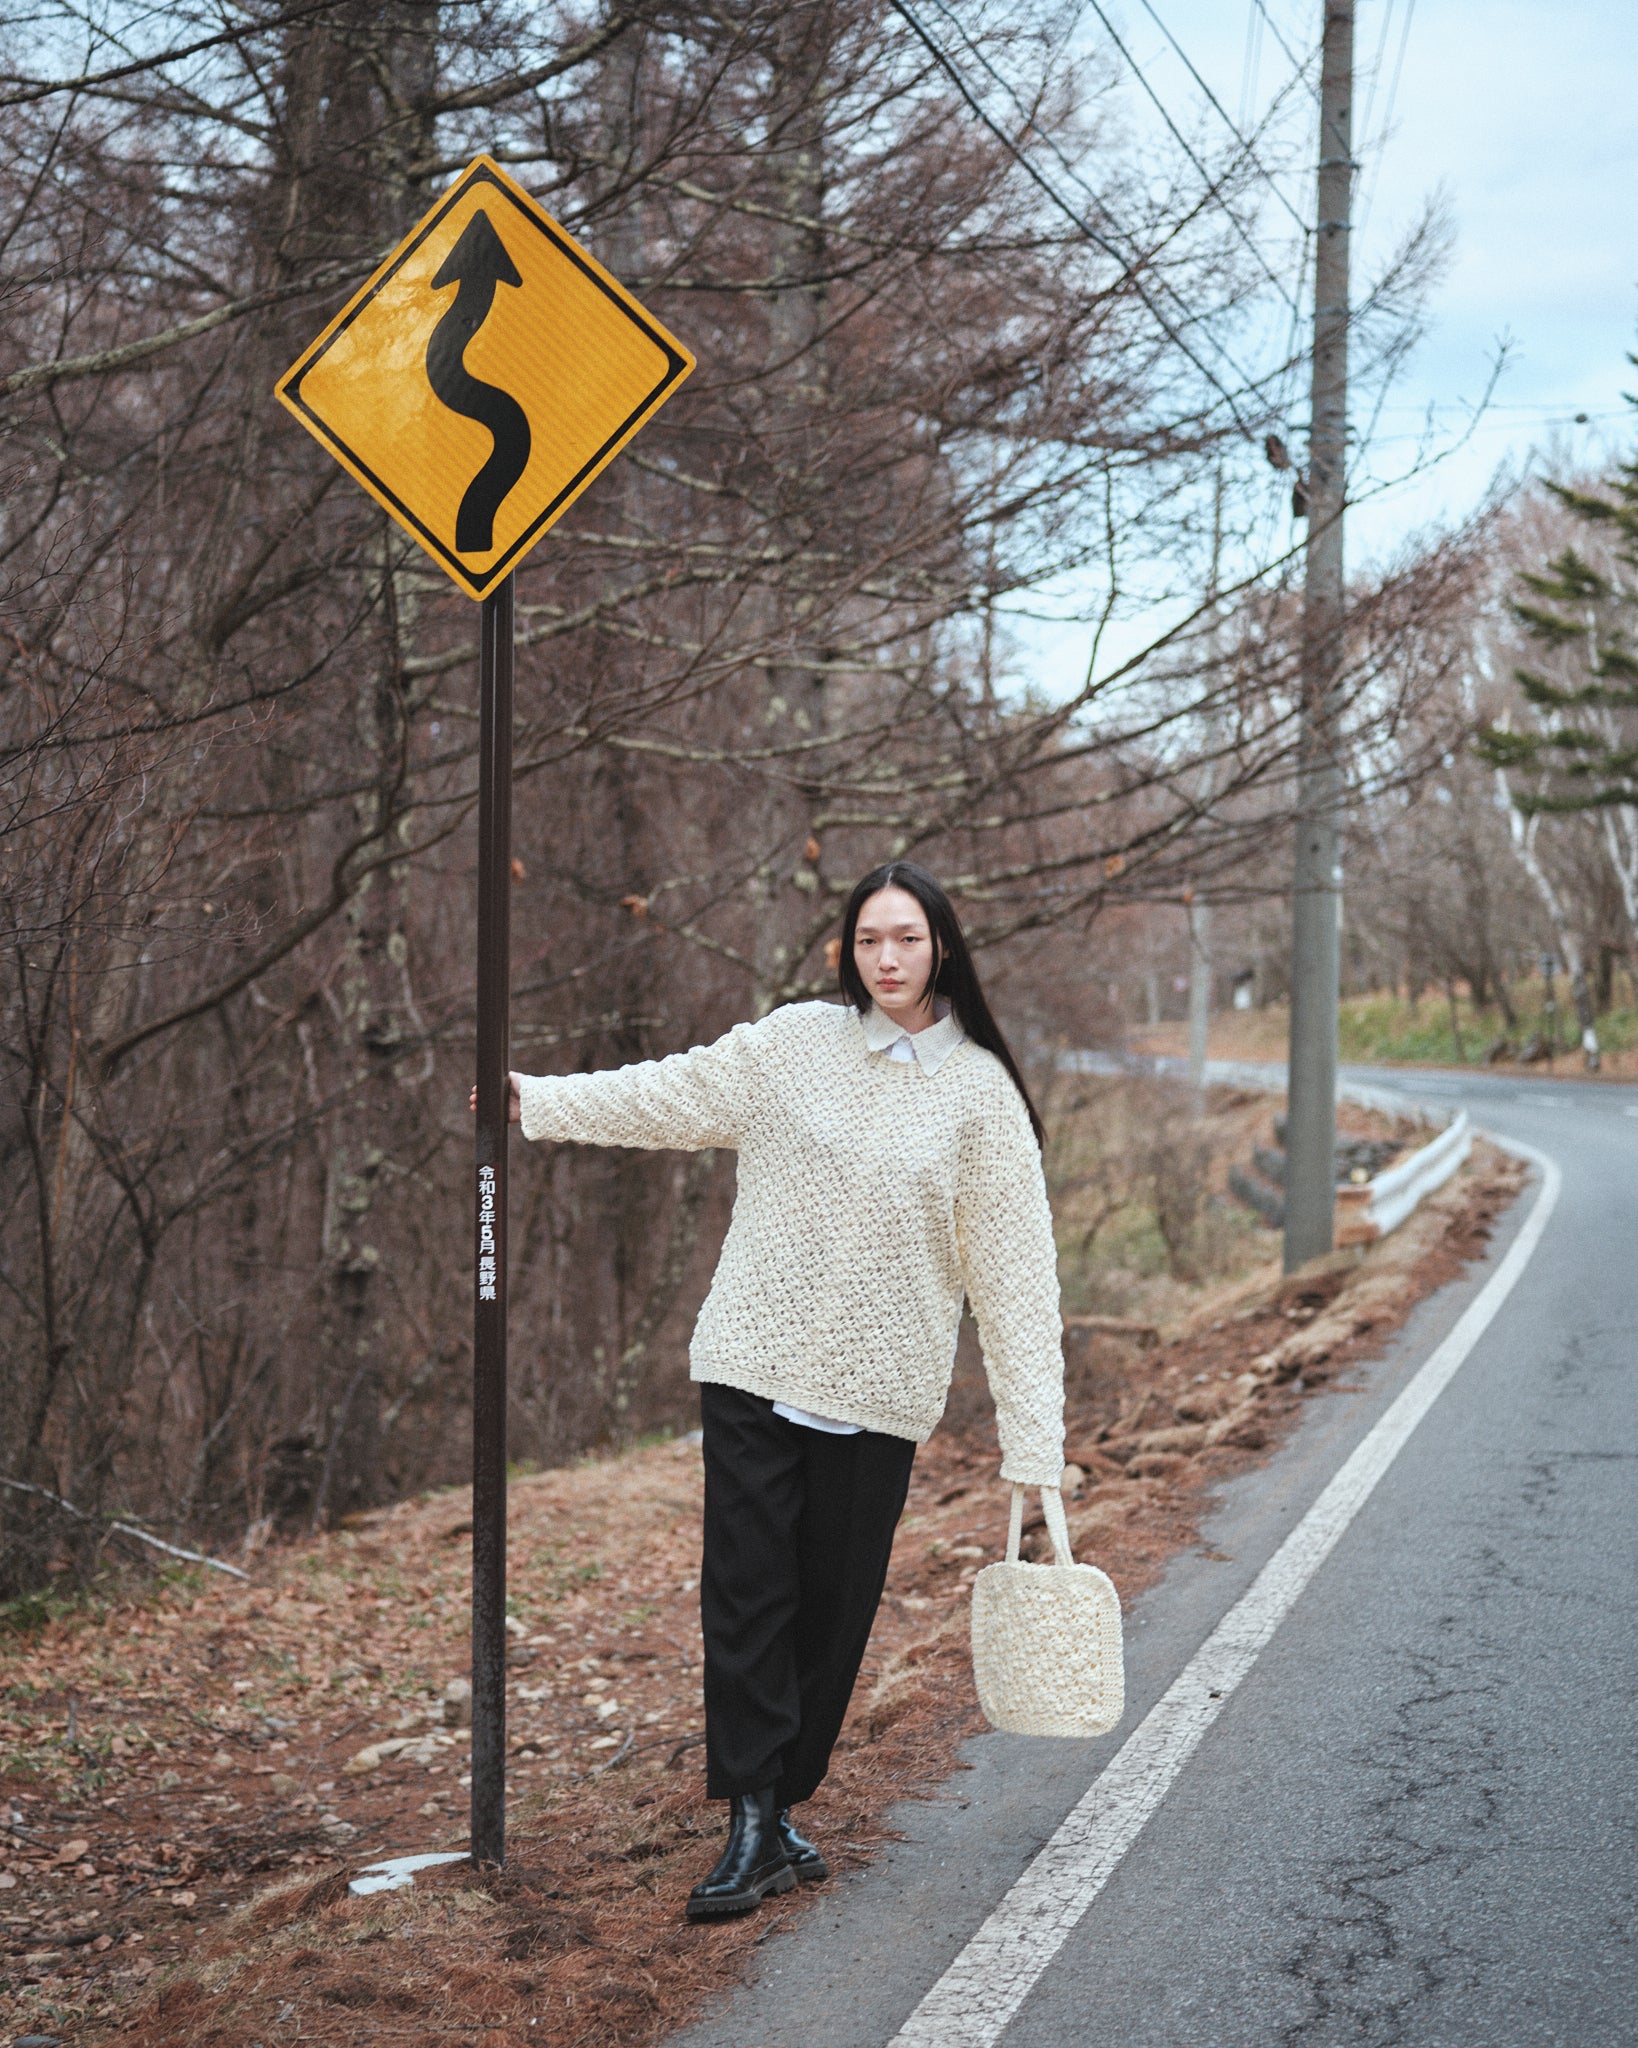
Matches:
[275,154,692,1870]
[470,574,514,1867]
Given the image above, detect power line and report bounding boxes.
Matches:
[1238,0,1263,133]
[1081,0,1304,315]
[1357,0,1416,239]
[1356,0,1399,153]
[894,0,1288,440]
[1133,0,1311,233]
[1251,0,1311,82]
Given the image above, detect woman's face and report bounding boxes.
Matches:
[853,886,937,1025]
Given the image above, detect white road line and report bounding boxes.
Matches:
[891,1137,1561,2048]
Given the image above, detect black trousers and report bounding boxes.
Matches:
[699,1382,916,1806]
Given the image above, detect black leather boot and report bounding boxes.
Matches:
[686,1788,795,1921]
[776,1808,829,1883]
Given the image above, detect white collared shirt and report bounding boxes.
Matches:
[858,998,967,1073]
[772,999,969,1437]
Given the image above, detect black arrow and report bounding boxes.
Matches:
[426,208,531,555]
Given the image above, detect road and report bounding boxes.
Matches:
[667,1066,1638,2048]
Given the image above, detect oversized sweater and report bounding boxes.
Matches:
[516,1000,1065,1485]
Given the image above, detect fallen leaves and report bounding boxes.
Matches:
[0,1142,1524,2048]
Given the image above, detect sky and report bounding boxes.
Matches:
[1003,0,1638,696]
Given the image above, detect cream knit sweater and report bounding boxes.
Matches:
[517,1000,1065,1485]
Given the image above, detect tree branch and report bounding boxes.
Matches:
[2,262,376,400]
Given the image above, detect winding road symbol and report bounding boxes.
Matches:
[426,209,531,555]
[276,153,692,599]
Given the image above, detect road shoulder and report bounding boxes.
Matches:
[664,1144,1542,2048]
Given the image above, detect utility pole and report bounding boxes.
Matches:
[1283,0,1353,1273]
[1188,465,1226,1105]
[1186,895,1212,1100]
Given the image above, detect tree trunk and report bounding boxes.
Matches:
[1497,777,1600,1071]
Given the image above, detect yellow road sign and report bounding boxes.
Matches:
[276,155,693,601]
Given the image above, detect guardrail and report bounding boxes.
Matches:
[1335,1110,1472,1244]
[1056,1047,1470,1247]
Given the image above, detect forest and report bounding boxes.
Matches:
[4,0,1634,1596]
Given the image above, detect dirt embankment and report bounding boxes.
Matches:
[1,1143,1524,2048]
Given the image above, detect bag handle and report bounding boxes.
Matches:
[1006,1481,1075,1567]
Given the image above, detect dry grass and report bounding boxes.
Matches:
[1041,1073,1426,1326]
[1133,1003,1638,1078]
[0,1126,1525,2048]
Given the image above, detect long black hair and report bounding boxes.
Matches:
[837,861,1045,1146]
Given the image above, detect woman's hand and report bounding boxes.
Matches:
[468,1072,523,1123]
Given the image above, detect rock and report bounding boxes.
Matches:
[1128,1423,1209,1457]
[1274,1250,1357,1301]
[1175,1382,1238,1423]
[1122,1391,1178,1436]
[269,1773,298,1797]
[1060,1463,1089,1497]
[1061,1313,1160,1349]
[343,1732,447,1775]
[1125,1451,1187,1480]
[1205,1402,1263,1446]
[1211,1413,1269,1450]
[442,1677,473,1729]
[1065,1447,1125,1482]
[158,1769,182,1790]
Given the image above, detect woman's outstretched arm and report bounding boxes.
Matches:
[483,1016,770,1153]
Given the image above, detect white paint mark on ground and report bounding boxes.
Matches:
[349,1850,468,1896]
[890,1138,1561,2048]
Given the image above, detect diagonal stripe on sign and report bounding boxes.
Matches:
[891,1135,1561,2048]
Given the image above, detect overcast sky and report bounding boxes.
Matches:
[1006,0,1638,694]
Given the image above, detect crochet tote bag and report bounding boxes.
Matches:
[970,1483,1124,1738]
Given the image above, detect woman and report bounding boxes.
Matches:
[493,862,1066,1921]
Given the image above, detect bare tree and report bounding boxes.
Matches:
[0,0,1472,1588]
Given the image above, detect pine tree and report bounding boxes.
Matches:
[1475,389,1638,1068]
[1477,424,1638,814]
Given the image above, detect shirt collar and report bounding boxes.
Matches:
[860,1000,967,1075]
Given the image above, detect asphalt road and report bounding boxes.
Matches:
[668,1066,1638,2048]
